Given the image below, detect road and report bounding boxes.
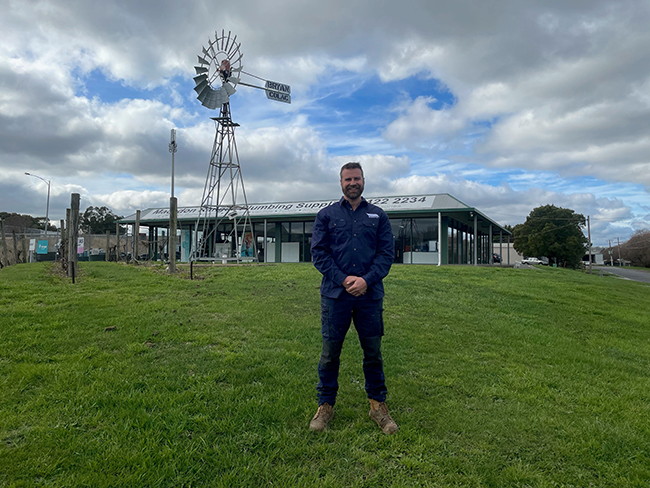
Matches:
[593,266,650,284]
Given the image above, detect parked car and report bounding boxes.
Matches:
[522,257,543,265]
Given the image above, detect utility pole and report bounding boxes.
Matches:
[608,239,614,266]
[617,237,622,266]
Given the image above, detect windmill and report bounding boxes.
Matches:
[191,30,291,263]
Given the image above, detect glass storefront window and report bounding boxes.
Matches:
[304,221,313,262]
[389,217,438,264]
[412,218,438,253]
[390,218,410,263]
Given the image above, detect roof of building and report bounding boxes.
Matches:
[121,193,510,234]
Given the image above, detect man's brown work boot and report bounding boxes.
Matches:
[309,403,334,432]
[369,399,398,434]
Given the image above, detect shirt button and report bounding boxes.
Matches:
[354,234,356,236]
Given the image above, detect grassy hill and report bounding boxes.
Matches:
[1,262,649,487]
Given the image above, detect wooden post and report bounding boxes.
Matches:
[169,197,177,273]
[134,210,141,261]
[1,220,9,267]
[68,194,80,278]
[59,219,65,263]
[587,216,592,274]
[66,208,72,274]
[161,229,166,263]
[12,230,19,265]
[21,234,28,263]
[153,227,158,261]
[115,222,120,262]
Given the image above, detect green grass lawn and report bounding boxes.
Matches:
[1,262,649,487]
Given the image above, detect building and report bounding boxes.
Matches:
[121,193,512,265]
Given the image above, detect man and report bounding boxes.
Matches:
[309,162,397,434]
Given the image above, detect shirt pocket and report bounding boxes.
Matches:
[362,219,379,239]
[328,218,348,244]
[329,218,348,231]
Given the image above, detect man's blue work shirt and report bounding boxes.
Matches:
[311,197,395,300]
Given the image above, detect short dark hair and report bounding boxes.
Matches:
[340,162,364,179]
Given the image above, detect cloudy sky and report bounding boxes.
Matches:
[2,0,649,246]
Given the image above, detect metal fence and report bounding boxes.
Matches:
[0,226,170,267]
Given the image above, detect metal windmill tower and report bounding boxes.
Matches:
[191,30,291,263]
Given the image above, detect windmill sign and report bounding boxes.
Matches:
[265,80,291,104]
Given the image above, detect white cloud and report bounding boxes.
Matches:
[92,190,170,213]
[383,97,466,147]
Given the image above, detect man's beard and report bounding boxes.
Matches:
[343,183,364,200]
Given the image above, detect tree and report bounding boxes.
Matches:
[0,212,55,231]
[80,206,123,234]
[621,230,650,267]
[513,205,587,268]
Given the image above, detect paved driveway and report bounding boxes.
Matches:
[593,266,650,284]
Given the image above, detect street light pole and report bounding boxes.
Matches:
[25,172,50,234]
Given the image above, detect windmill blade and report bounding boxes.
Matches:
[209,89,226,108]
[193,74,208,84]
[224,82,236,96]
[205,40,214,58]
[197,55,210,65]
[195,83,211,99]
[194,66,209,74]
[231,66,242,73]
[194,79,209,94]
[197,87,211,103]
[218,89,228,106]
[197,86,213,103]
[198,87,217,109]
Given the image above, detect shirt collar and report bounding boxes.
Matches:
[338,196,368,209]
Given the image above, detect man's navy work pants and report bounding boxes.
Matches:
[317,295,387,406]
